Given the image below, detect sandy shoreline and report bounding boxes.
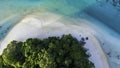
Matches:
[0,13,110,68]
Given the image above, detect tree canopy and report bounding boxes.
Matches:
[0,34,94,68]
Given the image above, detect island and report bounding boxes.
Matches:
[0,12,109,68]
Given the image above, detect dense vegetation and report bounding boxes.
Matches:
[0,34,94,68]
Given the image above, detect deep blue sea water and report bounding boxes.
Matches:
[0,0,120,68]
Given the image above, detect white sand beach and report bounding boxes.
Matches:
[0,13,109,68]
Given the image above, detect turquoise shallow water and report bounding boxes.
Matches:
[0,0,120,68]
[1,0,119,35]
[0,0,96,39]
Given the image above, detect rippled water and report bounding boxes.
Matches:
[0,0,120,68]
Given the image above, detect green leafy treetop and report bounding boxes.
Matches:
[0,34,95,68]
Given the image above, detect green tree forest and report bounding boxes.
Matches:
[0,34,95,68]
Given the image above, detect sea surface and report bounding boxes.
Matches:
[0,0,120,68]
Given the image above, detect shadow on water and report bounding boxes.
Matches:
[84,0,120,34]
